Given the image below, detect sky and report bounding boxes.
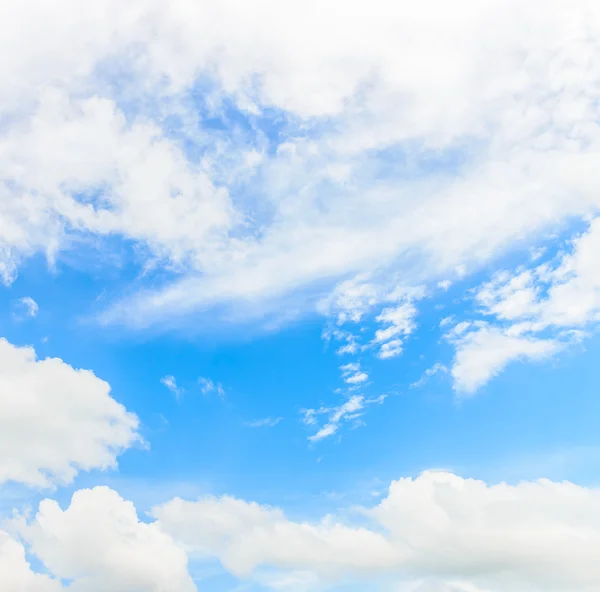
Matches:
[2,0,600,590]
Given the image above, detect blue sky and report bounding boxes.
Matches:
[2,1,600,591]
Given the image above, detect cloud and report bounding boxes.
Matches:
[476,219,600,330]
[0,0,599,331]
[410,363,448,388]
[198,376,225,398]
[321,326,360,356]
[154,470,600,591]
[340,362,369,385]
[373,300,419,359]
[305,394,385,442]
[4,471,600,591]
[448,325,560,395]
[0,530,62,592]
[12,296,39,319]
[374,302,418,344]
[445,217,600,392]
[246,417,283,428]
[161,374,183,399]
[7,486,196,592]
[0,338,140,488]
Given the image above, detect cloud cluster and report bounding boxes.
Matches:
[3,469,600,591]
[154,470,600,591]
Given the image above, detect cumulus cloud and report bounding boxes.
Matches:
[153,470,600,591]
[6,486,196,592]
[0,338,140,487]
[0,530,62,592]
[4,471,600,591]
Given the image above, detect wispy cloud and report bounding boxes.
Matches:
[12,296,39,320]
[245,417,283,428]
[410,363,448,388]
[304,394,386,442]
[161,375,184,400]
[198,377,225,398]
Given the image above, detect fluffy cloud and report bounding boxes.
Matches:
[3,471,600,591]
[0,530,62,592]
[4,486,196,592]
[0,338,140,487]
[154,470,600,591]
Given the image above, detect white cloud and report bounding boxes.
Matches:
[10,486,196,592]
[378,338,405,360]
[374,302,419,359]
[161,374,183,399]
[246,417,283,428]
[4,471,600,591]
[12,296,39,319]
[447,217,600,392]
[477,219,600,330]
[0,338,140,488]
[0,530,63,592]
[340,362,369,385]
[337,341,359,355]
[1,0,600,331]
[449,326,560,395]
[305,394,385,442]
[154,470,600,591]
[198,376,225,397]
[319,277,382,324]
[321,326,360,356]
[410,363,448,388]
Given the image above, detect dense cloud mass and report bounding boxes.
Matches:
[1,0,600,326]
[154,470,600,590]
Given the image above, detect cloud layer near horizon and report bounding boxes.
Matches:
[3,471,600,591]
